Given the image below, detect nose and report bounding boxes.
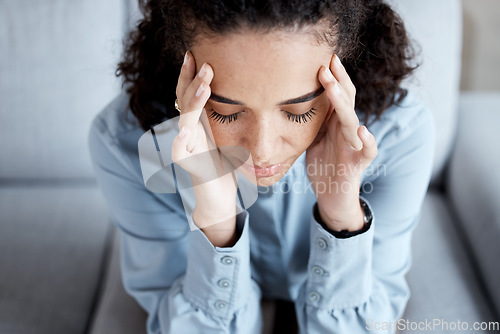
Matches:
[244,117,279,165]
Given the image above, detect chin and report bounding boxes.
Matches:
[255,175,282,187]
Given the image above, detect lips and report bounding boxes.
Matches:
[242,162,283,177]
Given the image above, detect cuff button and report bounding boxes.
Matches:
[311,265,325,276]
[308,291,321,303]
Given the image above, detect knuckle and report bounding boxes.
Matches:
[187,98,199,112]
[344,116,358,128]
[326,80,338,92]
[343,122,356,131]
[176,81,189,100]
[190,76,204,95]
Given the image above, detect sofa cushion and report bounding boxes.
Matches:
[0,185,111,334]
[403,190,496,330]
[88,225,148,334]
[387,0,462,186]
[447,92,500,315]
[0,0,124,179]
[88,224,282,334]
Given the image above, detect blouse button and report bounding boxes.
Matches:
[311,265,325,276]
[220,256,234,265]
[316,238,328,250]
[308,291,321,303]
[214,300,227,310]
[217,278,231,289]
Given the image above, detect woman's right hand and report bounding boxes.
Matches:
[172,51,239,237]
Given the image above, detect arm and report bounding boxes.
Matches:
[88,117,262,334]
[295,103,435,333]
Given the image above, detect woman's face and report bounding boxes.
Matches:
[191,30,334,187]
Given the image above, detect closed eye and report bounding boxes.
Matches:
[284,108,317,124]
[208,108,241,124]
[208,108,317,125]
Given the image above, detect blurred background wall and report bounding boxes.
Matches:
[461,0,500,91]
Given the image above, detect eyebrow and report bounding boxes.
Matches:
[209,87,325,106]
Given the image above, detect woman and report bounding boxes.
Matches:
[88,0,435,333]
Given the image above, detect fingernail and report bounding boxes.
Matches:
[351,142,363,151]
[179,126,190,138]
[183,51,188,65]
[324,67,334,81]
[196,82,205,97]
[198,64,206,78]
[351,133,363,150]
[362,126,369,137]
[356,139,363,151]
[335,54,342,67]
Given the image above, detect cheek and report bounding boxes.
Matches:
[299,101,331,144]
[206,121,241,147]
[279,117,327,154]
[300,118,325,144]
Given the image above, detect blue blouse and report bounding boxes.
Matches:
[88,91,435,334]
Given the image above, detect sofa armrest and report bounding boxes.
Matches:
[446,92,500,315]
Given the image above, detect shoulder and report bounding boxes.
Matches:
[359,92,435,149]
[88,92,146,179]
[89,92,143,143]
[359,92,436,182]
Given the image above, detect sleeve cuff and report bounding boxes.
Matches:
[313,195,373,239]
[183,210,252,319]
[306,197,375,310]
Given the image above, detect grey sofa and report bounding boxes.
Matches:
[0,0,498,333]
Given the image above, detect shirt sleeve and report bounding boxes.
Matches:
[294,105,435,334]
[88,117,262,334]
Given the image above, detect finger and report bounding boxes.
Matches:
[183,62,214,112]
[330,54,356,102]
[176,51,196,103]
[178,63,214,130]
[314,107,337,144]
[318,66,363,150]
[358,126,378,161]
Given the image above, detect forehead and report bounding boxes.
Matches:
[190,30,333,107]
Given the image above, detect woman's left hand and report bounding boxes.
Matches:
[306,54,378,231]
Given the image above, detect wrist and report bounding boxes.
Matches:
[320,205,364,232]
[193,205,238,247]
[314,197,372,238]
[201,223,238,248]
[193,204,237,228]
[316,195,363,231]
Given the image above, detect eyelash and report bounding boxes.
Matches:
[208,108,240,124]
[208,108,317,125]
[285,108,317,124]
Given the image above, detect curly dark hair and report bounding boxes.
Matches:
[117,0,417,131]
